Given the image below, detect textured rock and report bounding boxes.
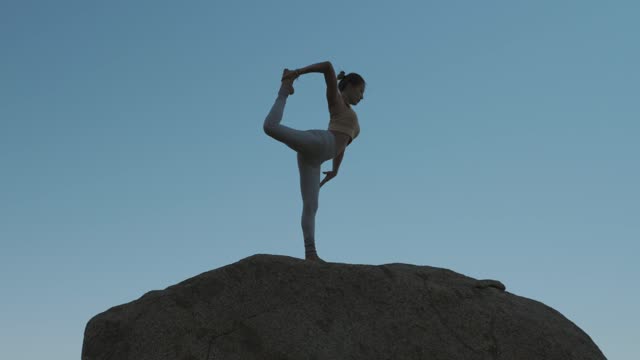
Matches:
[82,254,606,359]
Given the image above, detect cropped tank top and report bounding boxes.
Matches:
[328,104,360,145]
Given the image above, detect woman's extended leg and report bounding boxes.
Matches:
[297,153,325,261]
[263,85,321,155]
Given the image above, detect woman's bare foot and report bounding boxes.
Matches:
[305,252,327,263]
[280,68,296,95]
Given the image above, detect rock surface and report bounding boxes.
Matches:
[82,254,606,359]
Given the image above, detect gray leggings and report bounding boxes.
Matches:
[263,88,338,256]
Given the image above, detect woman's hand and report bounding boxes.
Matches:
[281,68,300,82]
[320,170,338,188]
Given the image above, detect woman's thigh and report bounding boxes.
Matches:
[304,129,337,164]
[267,124,323,156]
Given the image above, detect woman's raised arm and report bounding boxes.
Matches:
[289,61,341,109]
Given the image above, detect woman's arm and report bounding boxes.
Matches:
[320,149,344,188]
[332,149,345,173]
[294,61,340,109]
[295,61,331,76]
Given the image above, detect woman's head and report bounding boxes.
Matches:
[337,71,366,106]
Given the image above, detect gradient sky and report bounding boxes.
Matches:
[1,1,638,359]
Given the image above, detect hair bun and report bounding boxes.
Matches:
[337,71,346,80]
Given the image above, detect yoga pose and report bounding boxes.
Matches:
[263,61,366,262]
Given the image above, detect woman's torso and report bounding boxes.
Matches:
[329,130,350,155]
[328,92,354,155]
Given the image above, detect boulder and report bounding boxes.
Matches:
[82,254,606,359]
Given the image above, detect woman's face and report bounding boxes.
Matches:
[346,83,365,105]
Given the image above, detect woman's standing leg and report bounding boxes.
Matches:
[297,153,325,261]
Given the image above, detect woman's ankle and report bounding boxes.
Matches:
[278,85,290,97]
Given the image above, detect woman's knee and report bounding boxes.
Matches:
[302,202,319,214]
[263,123,276,136]
[264,124,286,145]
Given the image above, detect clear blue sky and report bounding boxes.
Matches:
[1,1,637,359]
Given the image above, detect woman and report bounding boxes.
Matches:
[263,61,366,263]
